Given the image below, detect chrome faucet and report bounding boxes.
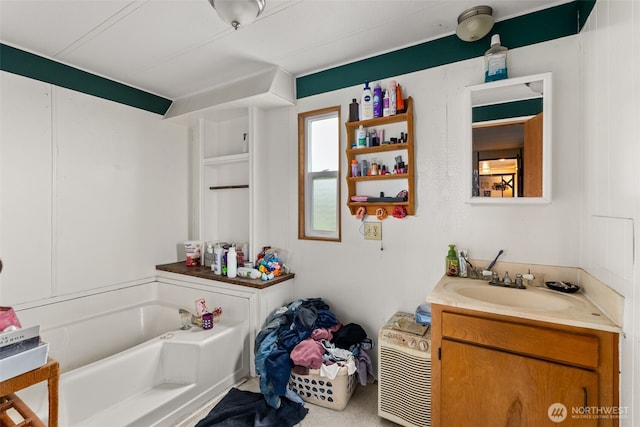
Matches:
[179,308,199,330]
[489,271,525,289]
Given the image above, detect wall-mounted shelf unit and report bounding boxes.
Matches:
[345,96,415,217]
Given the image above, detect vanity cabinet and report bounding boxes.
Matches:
[431,304,619,427]
[344,97,415,217]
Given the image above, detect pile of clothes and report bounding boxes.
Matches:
[255,298,374,409]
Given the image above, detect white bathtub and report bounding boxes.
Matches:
[15,281,251,427]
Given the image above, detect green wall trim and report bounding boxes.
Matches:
[472,98,543,123]
[296,0,592,99]
[0,0,596,112]
[0,43,172,115]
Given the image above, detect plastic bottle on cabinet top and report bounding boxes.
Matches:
[382,90,390,117]
[396,83,405,113]
[361,81,373,120]
[373,82,383,118]
[212,243,223,274]
[227,246,237,278]
[204,242,214,267]
[388,80,397,115]
[356,125,366,148]
[484,34,508,82]
[348,98,359,122]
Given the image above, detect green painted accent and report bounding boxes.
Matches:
[577,0,597,31]
[0,0,596,112]
[296,1,591,99]
[472,98,543,123]
[0,44,172,115]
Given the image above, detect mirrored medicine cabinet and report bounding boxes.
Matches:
[464,72,552,204]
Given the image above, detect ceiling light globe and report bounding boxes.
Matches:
[456,5,494,42]
[210,0,266,30]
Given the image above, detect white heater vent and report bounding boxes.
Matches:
[378,313,431,427]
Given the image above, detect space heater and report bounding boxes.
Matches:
[378,312,431,427]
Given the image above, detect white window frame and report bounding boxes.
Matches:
[298,106,341,241]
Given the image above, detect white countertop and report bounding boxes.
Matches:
[427,275,621,333]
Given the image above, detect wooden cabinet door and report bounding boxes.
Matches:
[441,339,598,427]
[523,112,543,197]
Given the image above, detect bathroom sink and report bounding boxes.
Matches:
[453,284,572,311]
[427,276,620,332]
[439,278,581,312]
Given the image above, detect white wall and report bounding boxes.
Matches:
[274,36,583,353]
[581,1,640,425]
[0,71,189,305]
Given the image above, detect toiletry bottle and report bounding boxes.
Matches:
[446,244,459,276]
[458,249,468,278]
[388,80,397,115]
[361,81,373,120]
[204,242,214,267]
[227,246,237,278]
[382,90,390,117]
[349,98,359,122]
[396,83,405,113]
[484,34,508,82]
[213,243,223,274]
[351,160,359,177]
[373,82,383,118]
[356,125,366,148]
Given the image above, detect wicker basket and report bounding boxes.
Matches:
[289,365,358,410]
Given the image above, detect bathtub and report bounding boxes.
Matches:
[14,281,251,427]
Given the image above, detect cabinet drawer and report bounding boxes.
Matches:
[441,311,599,369]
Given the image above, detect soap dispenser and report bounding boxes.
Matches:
[446,244,460,277]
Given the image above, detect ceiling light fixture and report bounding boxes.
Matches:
[456,5,494,42]
[209,0,266,30]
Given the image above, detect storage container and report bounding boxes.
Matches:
[289,365,357,410]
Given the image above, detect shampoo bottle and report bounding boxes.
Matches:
[484,34,508,82]
[361,81,373,120]
[446,244,460,277]
[227,246,237,279]
[356,125,366,148]
[373,82,383,118]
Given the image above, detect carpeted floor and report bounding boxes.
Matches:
[179,376,398,426]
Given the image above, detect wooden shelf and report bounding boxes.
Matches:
[345,97,415,217]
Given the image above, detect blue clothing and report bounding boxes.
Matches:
[254,299,339,409]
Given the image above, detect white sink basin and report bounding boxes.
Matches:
[427,276,620,332]
[439,278,583,312]
[453,284,572,311]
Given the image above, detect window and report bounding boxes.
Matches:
[298,106,341,241]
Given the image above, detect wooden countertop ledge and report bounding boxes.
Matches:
[156,262,294,289]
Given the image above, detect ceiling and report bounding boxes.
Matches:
[0,0,571,101]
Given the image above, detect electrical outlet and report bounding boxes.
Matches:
[364,222,382,240]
